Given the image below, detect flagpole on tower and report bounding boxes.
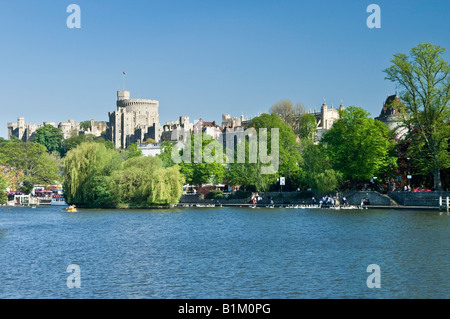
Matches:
[122,71,126,90]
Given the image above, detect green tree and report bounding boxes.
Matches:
[226,113,302,191]
[79,120,92,131]
[0,174,9,204]
[158,141,176,168]
[63,142,123,207]
[0,141,60,186]
[33,125,64,154]
[298,114,318,141]
[61,134,114,156]
[384,43,450,190]
[178,133,226,186]
[249,113,302,183]
[111,156,185,206]
[321,106,397,187]
[300,140,341,193]
[124,142,143,159]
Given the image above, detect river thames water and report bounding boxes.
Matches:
[0,205,448,299]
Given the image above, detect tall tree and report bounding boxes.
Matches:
[63,142,123,207]
[177,133,227,186]
[321,106,397,187]
[124,142,143,159]
[300,140,341,193]
[0,141,60,186]
[226,113,302,191]
[33,125,64,154]
[298,113,318,141]
[111,157,185,206]
[384,43,450,190]
[269,99,306,134]
[61,134,114,156]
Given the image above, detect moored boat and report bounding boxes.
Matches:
[51,190,68,206]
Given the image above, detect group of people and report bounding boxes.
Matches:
[311,196,349,206]
[251,195,264,205]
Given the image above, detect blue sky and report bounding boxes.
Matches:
[0,0,449,138]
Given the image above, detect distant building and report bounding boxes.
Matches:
[107,90,163,149]
[7,117,42,141]
[308,99,345,141]
[160,116,193,143]
[221,114,250,128]
[193,118,223,140]
[59,119,107,139]
[138,142,162,157]
[375,94,408,140]
[7,117,106,141]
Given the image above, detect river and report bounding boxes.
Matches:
[0,206,448,299]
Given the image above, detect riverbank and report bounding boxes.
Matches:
[175,203,442,211]
[3,190,448,211]
[177,190,450,211]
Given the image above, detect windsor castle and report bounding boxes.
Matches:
[7,88,400,149]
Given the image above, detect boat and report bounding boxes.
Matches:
[51,191,68,206]
[66,207,77,212]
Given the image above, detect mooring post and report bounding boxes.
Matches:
[447,197,449,213]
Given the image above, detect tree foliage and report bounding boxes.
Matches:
[226,113,302,191]
[79,120,92,131]
[33,125,64,154]
[111,157,185,206]
[61,134,114,156]
[321,106,397,186]
[0,174,9,203]
[175,133,226,186]
[384,43,450,190]
[269,99,306,134]
[63,142,185,207]
[124,142,143,159]
[298,114,318,141]
[63,142,123,207]
[0,141,60,186]
[300,140,341,193]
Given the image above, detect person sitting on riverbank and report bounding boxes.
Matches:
[342,197,348,206]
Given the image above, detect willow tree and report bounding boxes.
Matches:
[111,156,185,206]
[63,142,122,207]
[384,43,450,190]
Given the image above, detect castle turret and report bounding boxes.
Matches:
[321,98,328,112]
[117,90,130,101]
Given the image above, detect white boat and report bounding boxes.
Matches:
[51,194,67,206]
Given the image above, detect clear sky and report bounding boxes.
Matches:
[0,0,449,138]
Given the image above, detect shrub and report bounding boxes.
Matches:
[206,190,223,199]
[228,190,252,199]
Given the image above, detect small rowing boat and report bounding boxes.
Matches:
[66,206,77,212]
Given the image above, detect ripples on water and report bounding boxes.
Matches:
[0,206,448,299]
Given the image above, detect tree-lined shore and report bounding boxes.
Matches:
[0,43,448,207]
